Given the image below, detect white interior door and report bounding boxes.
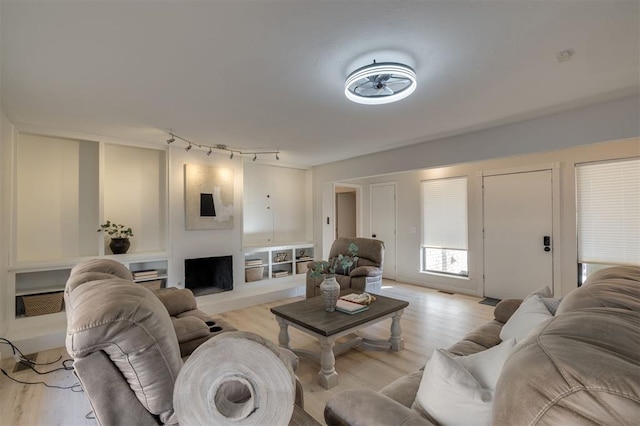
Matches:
[483,170,554,299]
[371,183,396,280]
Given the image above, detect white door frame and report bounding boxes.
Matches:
[480,162,562,297]
[322,182,363,259]
[370,182,397,281]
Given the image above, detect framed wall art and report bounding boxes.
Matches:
[184,164,234,230]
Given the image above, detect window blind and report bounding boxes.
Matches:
[576,158,640,265]
[421,176,468,250]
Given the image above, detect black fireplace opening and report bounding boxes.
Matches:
[184,255,233,296]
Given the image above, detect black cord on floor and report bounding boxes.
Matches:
[16,358,74,375]
[0,337,81,392]
[0,368,83,392]
[1,338,74,374]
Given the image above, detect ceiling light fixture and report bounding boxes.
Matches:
[344,60,417,105]
[165,132,280,161]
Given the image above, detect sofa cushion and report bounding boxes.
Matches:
[65,277,183,424]
[413,339,515,425]
[448,319,503,356]
[494,308,640,425]
[153,287,199,316]
[170,316,210,343]
[380,370,424,408]
[525,285,553,300]
[557,265,640,314]
[69,258,134,281]
[493,299,522,324]
[499,295,553,342]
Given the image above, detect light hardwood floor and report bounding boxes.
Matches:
[0,281,494,425]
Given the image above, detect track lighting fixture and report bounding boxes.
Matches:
[164,131,280,161]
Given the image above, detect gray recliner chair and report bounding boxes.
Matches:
[65,259,303,425]
[306,237,385,298]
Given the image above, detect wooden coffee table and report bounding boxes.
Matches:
[271,291,409,389]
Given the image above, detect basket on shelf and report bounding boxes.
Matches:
[296,261,312,274]
[23,291,64,317]
[245,266,265,282]
[140,279,162,290]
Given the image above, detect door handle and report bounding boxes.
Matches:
[372,234,376,238]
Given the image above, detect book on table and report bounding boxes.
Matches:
[335,299,369,314]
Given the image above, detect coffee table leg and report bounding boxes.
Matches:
[318,337,339,389]
[276,317,291,349]
[389,309,404,351]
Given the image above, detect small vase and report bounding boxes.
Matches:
[320,276,340,312]
[109,238,131,254]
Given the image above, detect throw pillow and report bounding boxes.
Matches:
[540,296,562,315]
[413,339,516,426]
[499,295,553,342]
[457,338,516,390]
[524,286,552,300]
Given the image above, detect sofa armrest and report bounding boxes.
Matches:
[494,299,522,324]
[349,265,382,278]
[74,351,165,426]
[153,287,198,316]
[325,390,434,426]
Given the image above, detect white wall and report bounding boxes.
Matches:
[167,146,245,290]
[0,109,12,337]
[313,96,640,297]
[349,138,639,297]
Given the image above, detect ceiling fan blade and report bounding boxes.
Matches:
[380,86,394,95]
[357,86,383,96]
[386,76,411,84]
[386,80,411,90]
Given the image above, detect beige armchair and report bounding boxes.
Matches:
[65,259,303,425]
[306,237,385,298]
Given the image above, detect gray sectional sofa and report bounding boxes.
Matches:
[325,265,640,425]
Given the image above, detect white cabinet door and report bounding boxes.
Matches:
[243,164,309,245]
[243,164,274,244]
[271,167,307,243]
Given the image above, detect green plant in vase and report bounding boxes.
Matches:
[98,220,134,254]
[310,242,359,311]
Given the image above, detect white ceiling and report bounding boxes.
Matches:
[1,1,638,166]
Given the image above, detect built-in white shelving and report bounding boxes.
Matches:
[244,243,314,283]
[9,132,169,323]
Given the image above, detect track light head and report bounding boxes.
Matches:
[276,152,280,160]
[253,154,257,161]
[167,136,175,144]
[230,152,234,159]
[207,147,212,156]
[185,144,192,152]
